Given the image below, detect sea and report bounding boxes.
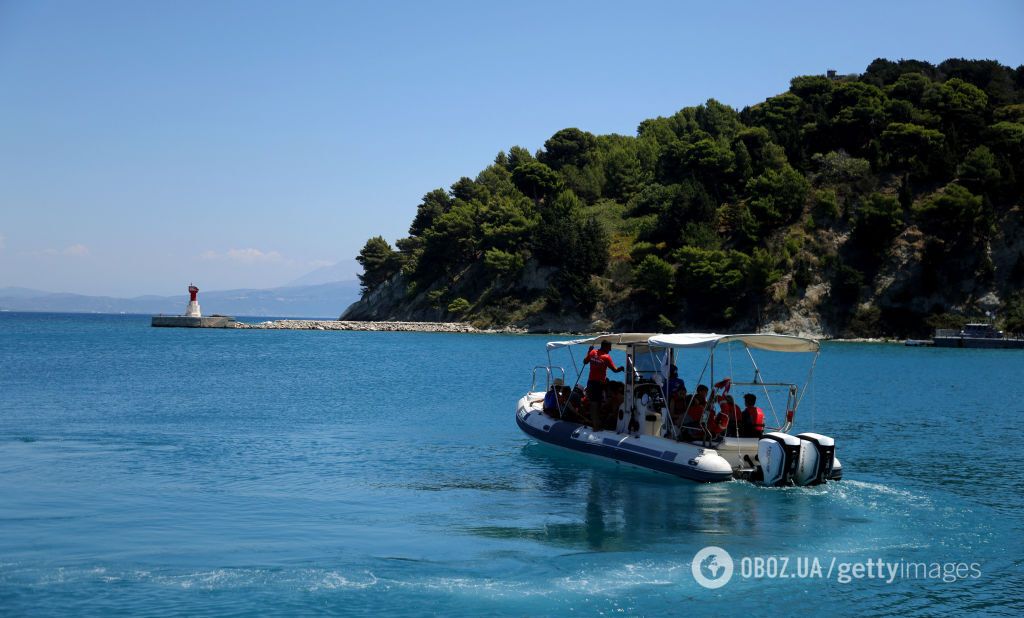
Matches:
[1,312,1022,616]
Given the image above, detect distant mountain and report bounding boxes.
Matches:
[287,260,360,287]
[0,286,52,299]
[0,281,361,318]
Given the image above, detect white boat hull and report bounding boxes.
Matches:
[517,394,735,483]
[517,394,842,484]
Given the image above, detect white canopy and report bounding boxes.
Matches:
[545,333,658,351]
[647,333,820,353]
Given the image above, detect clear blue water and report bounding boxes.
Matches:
[1,312,1022,616]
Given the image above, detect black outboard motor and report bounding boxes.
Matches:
[757,432,802,486]
[795,433,836,486]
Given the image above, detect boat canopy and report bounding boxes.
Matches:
[648,333,820,353]
[545,333,659,351]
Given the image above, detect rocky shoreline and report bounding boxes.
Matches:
[233,319,524,334]
[230,319,905,342]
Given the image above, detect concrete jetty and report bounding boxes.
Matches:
[152,315,236,328]
[151,284,236,328]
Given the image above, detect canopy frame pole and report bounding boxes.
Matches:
[787,349,820,433]
[673,350,711,441]
[659,347,674,437]
[702,346,715,445]
[795,351,820,411]
[745,345,780,429]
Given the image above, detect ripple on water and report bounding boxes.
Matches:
[2,314,1024,615]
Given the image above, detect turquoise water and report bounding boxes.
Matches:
[1,312,1022,616]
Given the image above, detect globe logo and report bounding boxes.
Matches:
[691,546,734,589]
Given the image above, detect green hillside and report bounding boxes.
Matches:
[345,58,1024,337]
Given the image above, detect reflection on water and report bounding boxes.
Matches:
[466,444,859,554]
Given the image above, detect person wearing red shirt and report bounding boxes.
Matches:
[583,340,624,430]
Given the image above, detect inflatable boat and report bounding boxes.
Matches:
[516,333,842,486]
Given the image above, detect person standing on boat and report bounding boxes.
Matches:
[583,341,624,431]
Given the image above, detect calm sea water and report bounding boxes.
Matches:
[1,312,1022,616]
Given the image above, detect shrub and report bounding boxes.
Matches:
[483,248,525,276]
[633,254,675,300]
[447,297,471,315]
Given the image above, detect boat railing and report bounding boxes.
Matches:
[935,329,960,338]
[727,381,796,389]
[531,365,566,393]
[670,381,799,443]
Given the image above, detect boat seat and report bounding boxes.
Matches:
[641,411,662,436]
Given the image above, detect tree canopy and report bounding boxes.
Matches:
[354,57,1024,335]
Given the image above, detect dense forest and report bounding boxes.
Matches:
[345,58,1024,337]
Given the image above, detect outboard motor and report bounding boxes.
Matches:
[794,431,835,484]
[829,455,843,481]
[757,432,802,487]
[794,433,835,486]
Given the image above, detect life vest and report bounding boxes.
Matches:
[719,401,742,426]
[744,406,765,432]
[708,412,729,436]
[686,399,706,424]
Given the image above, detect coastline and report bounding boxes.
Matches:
[232,319,904,342]
[233,319,525,334]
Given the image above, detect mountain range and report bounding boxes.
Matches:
[0,280,361,318]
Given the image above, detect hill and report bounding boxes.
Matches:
[343,58,1024,337]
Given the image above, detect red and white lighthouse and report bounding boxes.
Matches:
[185,283,201,317]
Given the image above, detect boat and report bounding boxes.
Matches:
[515,332,842,485]
[904,338,934,347]
[931,323,1024,349]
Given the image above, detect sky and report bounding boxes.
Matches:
[1,1,1022,297]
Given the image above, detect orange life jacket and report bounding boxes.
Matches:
[719,401,742,426]
[708,412,729,436]
[686,399,706,424]
[743,406,765,432]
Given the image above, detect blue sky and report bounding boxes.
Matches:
[1,0,1022,296]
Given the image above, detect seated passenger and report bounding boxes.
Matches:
[740,393,766,438]
[560,385,589,424]
[718,394,742,437]
[676,384,709,438]
[664,364,686,400]
[542,378,565,417]
[707,411,730,439]
[669,385,688,421]
[670,384,699,427]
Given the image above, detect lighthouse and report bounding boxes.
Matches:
[151,283,234,328]
[185,284,201,317]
